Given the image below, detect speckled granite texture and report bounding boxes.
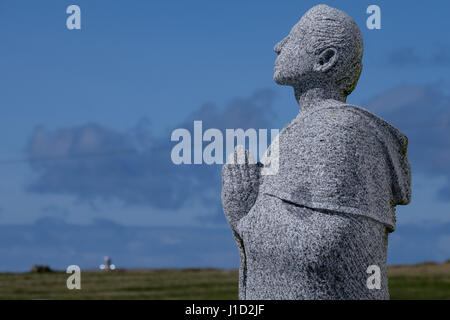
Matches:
[222,4,412,300]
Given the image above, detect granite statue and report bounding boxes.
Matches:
[222,4,412,300]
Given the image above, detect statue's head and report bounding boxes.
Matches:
[274,4,363,97]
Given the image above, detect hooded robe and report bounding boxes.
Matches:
[232,100,411,299]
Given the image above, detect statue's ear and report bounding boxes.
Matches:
[313,48,338,72]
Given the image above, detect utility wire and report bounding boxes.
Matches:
[0,122,448,165]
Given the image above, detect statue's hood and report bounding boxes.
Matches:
[260,100,412,231]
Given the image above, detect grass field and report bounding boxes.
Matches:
[0,262,449,300]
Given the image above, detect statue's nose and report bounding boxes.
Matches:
[274,36,289,54]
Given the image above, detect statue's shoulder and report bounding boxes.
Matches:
[281,103,371,138]
[310,103,409,158]
[311,103,378,127]
[281,102,407,152]
[311,103,405,138]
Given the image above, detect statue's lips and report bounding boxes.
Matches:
[274,60,280,70]
[273,66,280,76]
[274,55,283,69]
[274,63,283,74]
[273,62,283,77]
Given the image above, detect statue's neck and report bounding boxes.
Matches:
[294,86,346,113]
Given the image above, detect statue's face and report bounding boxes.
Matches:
[273,18,315,86]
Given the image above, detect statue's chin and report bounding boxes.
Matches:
[273,73,290,86]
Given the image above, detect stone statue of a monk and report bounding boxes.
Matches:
[222,4,412,300]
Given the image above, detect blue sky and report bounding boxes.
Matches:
[0,0,449,271]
